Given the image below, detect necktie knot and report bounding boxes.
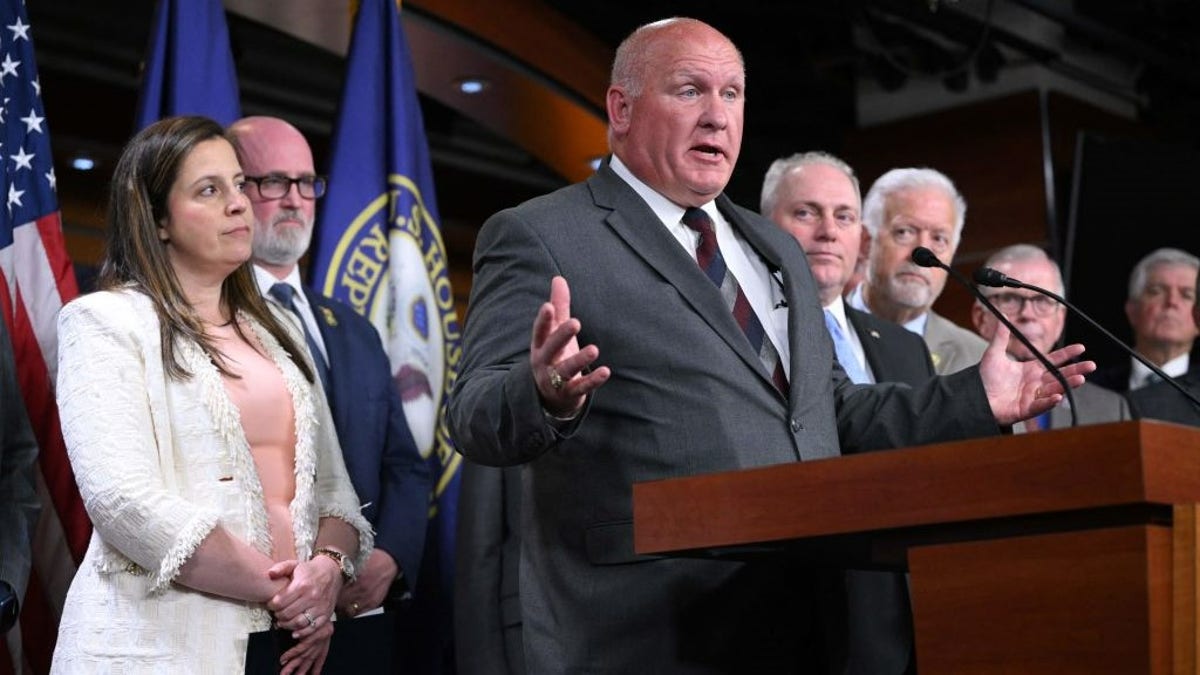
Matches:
[681,207,715,236]
[681,208,719,273]
[268,282,295,307]
[267,282,331,394]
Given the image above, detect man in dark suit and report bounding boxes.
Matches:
[971,244,1130,430]
[448,17,1093,673]
[1129,265,1200,427]
[1091,247,1199,393]
[762,150,934,674]
[0,316,39,646]
[454,463,525,675]
[229,117,432,626]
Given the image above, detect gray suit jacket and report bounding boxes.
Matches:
[1048,381,1131,428]
[0,317,40,606]
[924,310,988,375]
[449,165,1000,673]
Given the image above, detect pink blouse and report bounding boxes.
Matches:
[215,325,298,561]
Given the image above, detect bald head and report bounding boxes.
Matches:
[606,18,746,207]
[228,116,313,176]
[228,116,319,277]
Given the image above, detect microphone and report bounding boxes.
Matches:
[911,246,1078,426]
[974,266,1200,410]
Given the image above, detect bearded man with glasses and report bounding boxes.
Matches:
[971,243,1130,431]
[228,116,434,671]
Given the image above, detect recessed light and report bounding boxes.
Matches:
[456,78,488,95]
[71,156,95,171]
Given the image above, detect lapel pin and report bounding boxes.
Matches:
[320,306,338,327]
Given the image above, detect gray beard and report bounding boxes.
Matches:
[885,274,932,310]
[252,217,312,267]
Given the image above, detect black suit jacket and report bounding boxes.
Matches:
[1127,370,1200,427]
[847,307,936,386]
[840,307,934,675]
[454,463,525,675]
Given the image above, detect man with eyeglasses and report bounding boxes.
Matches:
[846,167,988,375]
[971,244,1130,430]
[228,117,433,647]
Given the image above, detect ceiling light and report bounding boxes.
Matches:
[71,155,95,171]
[456,78,488,95]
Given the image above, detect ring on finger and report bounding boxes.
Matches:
[548,367,565,391]
[303,610,316,627]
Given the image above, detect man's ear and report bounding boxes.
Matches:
[607,86,632,136]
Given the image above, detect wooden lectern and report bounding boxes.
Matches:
[632,420,1200,674]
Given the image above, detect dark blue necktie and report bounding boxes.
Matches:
[268,282,331,395]
[681,207,787,395]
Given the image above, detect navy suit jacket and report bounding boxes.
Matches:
[304,288,432,589]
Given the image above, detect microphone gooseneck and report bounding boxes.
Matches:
[974,266,1200,410]
[911,247,1078,427]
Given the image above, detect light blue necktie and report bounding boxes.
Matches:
[824,309,869,384]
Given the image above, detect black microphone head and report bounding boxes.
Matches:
[974,267,1009,288]
[911,247,942,268]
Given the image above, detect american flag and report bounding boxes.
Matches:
[0,1,87,672]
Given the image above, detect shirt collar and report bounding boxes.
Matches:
[253,264,309,309]
[609,155,718,230]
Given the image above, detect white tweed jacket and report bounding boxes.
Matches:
[50,288,372,674]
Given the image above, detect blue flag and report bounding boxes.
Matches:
[311,0,462,670]
[134,0,240,129]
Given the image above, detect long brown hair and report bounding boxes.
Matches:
[98,115,314,383]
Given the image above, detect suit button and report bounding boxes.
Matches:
[790,418,802,433]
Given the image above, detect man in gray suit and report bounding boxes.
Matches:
[762,150,933,674]
[847,167,988,374]
[971,244,1130,429]
[449,17,1093,673]
[0,316,40,641]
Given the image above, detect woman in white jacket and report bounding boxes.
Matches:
[51,116,372,674]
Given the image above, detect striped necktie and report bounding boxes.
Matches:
[268,282,331,395]
[681,207,787,395]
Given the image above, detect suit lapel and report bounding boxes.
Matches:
[716,195,824,405]
[846,309,883,380]
[303,289,345,406]
[588,170,773,386]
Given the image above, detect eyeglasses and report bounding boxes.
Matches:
[986,292,1060,316]
[244,175,327,200]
